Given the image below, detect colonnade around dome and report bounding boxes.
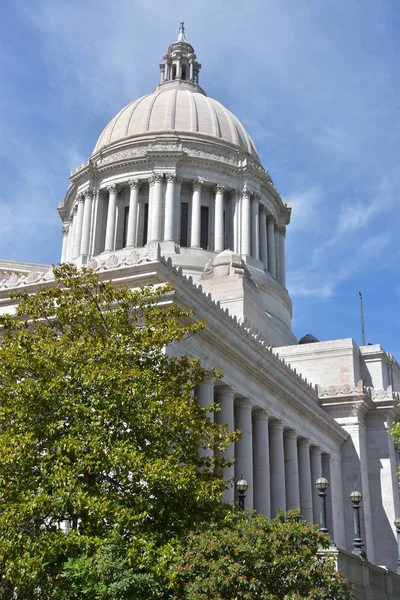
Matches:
[61,174,287,289]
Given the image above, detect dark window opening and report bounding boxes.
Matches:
[181,64,187,80]
[143,203,149,245]
[180,202,189,247]
[172,64,177,80]
[200,206,209,250]
[123,206,129,248]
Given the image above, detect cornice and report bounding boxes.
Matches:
[62,139,286,219]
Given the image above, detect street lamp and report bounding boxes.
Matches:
[350,489,367,559]
[315,477,330,537]
[236,475,248,512]
[394,516,400,574]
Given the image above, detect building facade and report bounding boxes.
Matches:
[1,23,400,577]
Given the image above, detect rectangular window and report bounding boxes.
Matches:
[200,206,209,250]
[180,202,189,247]
[123,206,129,248]
[143,203,149,245]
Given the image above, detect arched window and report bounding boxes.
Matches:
[172,64,177,80]
[181,64,187,80]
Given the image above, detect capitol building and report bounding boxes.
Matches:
[1,24,400,594]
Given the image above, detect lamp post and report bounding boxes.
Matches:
[394,516,400,574]
[350,489,367,559]
[236,475,248,512]
[315,477,329,536]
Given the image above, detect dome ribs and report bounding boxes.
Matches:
[92,89,260,160]
[144,91,162,132]
[188,91,199,132]
[164,88,177,130]
[124,95,149,139]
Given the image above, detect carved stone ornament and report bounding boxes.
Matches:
[184,147,238,166]
[107,183,119,194]
[62,224,69,235]
[200,249,249,281]
[77,192,85,203]
[128,178,141,190]
[267,215,276,225]
[215,183,225,194]
[101,147,147,165]
[166,173,177,184]
[192,178,203,191]
[241,188,251,200]
[149,173,164,186]
[84,189,93,199]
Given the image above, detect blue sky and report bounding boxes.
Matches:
[1,0,399,356]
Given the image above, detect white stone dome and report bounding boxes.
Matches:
[93,87,259,159]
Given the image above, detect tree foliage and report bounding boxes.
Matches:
[0,264,235,598]
[170,511,354,600]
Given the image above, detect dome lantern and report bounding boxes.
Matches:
[158,22,202,90]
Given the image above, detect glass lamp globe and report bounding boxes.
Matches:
[394,516,400,530]
[350,490,362,505]
[236,477,248,494]
[315,477,329,491]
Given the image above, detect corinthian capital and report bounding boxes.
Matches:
[107,183,119,194]
[128,178,141,190]
[276,224,286,236]
[192,178,203,192]
[215,183,225,194]
[149,173,164,186]
[166,173,177,184]
[267,214,276,225]
[76,192,85,203]
[62,224,69,235]
[241,188,251,200]
[84,189,93,200]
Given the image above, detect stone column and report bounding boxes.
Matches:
[251,194,260,259]
[164,174,176,242]
[310,446,322,524]
[232,189,240,254]
[298,438,313,522]
[269,420,286,515]
[174,178,182,243]
[148,173,163,243]
[196,376,214,461]
[80,189,93,256]
[259,207,268,271]
[126,179,140,247]
[253,409,270,517]
[215,387,235,504]
[327,453,346,550]
[278,225,286,287]
[67,215,74,262]
[241,188,251,255]
[267,216,276,277]
[284,430,300,511]
[190,179,202,248]
[235,399,253,509]
[61,224,69,263]
[274,223,280,282]
[104,184,118,252]
[214,184,225,252]
[72,194,85,259]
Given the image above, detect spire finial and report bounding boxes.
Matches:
[177,21,187,42]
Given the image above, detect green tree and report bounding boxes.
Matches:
[169,511,353,600]
[0,264,236,598]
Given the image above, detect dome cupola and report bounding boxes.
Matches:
[158,22,203,92]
